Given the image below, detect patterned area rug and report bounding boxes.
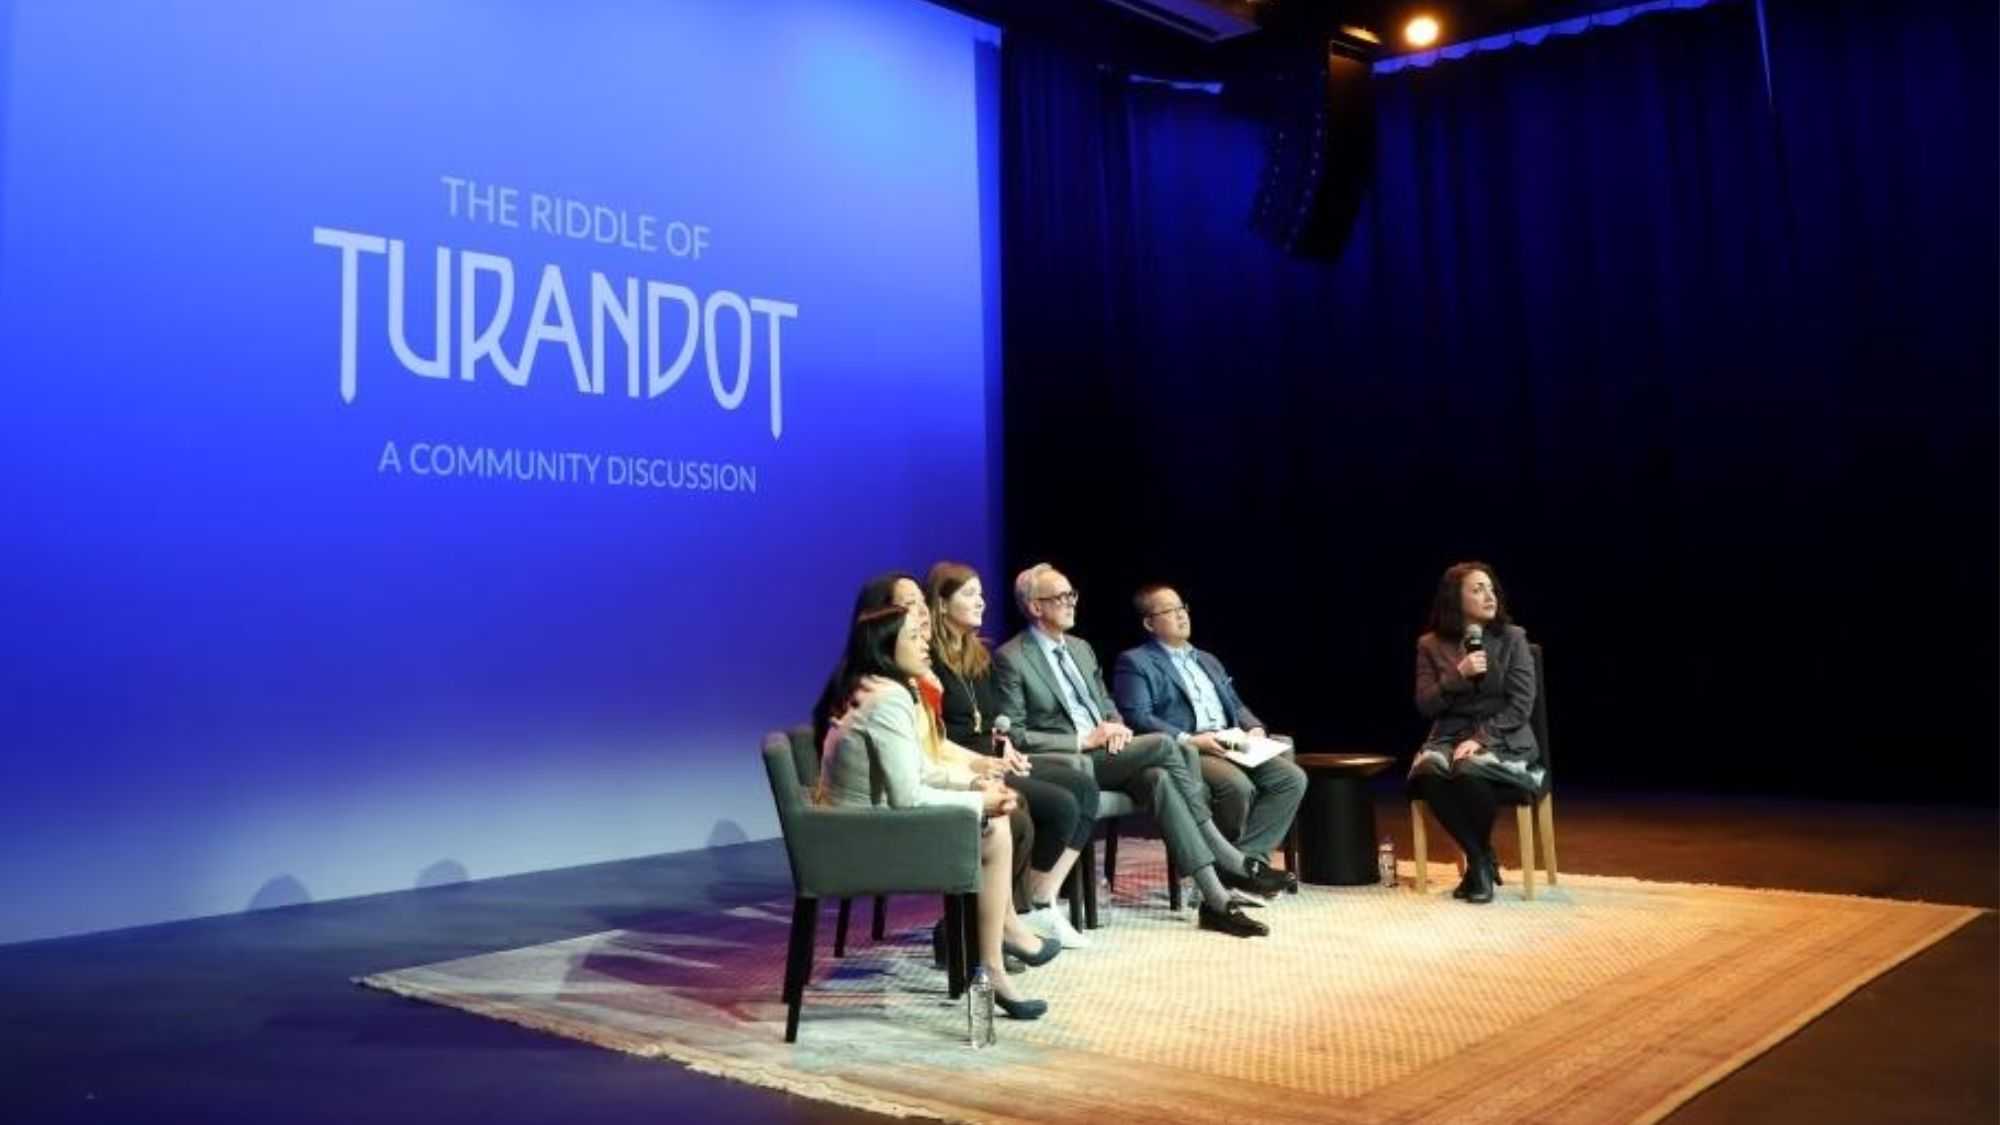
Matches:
[358,842,1980,1125]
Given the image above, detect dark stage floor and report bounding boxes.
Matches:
[2,791,1993,1125]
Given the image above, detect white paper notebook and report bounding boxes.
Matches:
[1215,728,1290,769]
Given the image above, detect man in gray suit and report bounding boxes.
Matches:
[992,563,1287,938]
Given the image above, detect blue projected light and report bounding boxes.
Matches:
[0,0,1001,944]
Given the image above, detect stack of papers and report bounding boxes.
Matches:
[1214,728,1290,768]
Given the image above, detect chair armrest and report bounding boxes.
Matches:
[787,804,983,897]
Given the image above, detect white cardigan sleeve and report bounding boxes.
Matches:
[855,693,984,813]
[921,742,982,790]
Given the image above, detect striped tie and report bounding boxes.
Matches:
[1054,644,1102,725]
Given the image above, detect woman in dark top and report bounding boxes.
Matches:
[1410,560,1541,904]
[928,561,1101,950]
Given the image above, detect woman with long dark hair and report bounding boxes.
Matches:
[816,603,1048,1018]
[812,574,1044,959]
[1410,561,1541,904]
[812,573,931,751]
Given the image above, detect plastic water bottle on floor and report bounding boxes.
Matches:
[1378,836,1397,887]
[967,965,996,1048]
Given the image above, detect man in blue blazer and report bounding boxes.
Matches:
[1113,584,1306,870]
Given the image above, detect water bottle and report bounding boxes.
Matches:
[1377,836,1397,887]
[966,965,996,1048]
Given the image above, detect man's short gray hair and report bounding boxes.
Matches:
[1014,563,1057,614]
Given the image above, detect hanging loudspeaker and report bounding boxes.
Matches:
[1248,43,1376,261]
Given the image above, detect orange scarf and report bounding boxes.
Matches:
[913,675,949,762]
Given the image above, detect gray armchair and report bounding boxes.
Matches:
[761,727,982,1042]
[836,749,1102,951]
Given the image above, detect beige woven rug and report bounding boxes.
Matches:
[358,841,1980,1125]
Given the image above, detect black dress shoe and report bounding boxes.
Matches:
[1197,901,1270,937]
[1248,857,1299,895]
[1217,859,1293,899]
[1002,935,1062,968]
[1485,849,1504,887]
[994,993,1048,1020]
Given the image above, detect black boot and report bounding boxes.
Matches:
[1459,855,1495,904]
[1452,841,1503,898]
[1450,845,1482,899]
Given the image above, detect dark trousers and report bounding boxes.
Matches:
[1086,734,1216,875]
[1007,765,1099,871]
[1412,771,1498,859]
[1200,750,1307,861]
[1006,803,1034,911]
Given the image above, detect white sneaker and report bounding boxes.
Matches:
[1026,904,1092,949]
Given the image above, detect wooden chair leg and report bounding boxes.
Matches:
[1411,800,1430,893]
[833,898,852,957]
[871,895,888,940]
[783,896,818,1043]
[1284,817,1299,875]
[1537,794,1559,886]
[1515,805,1536,900]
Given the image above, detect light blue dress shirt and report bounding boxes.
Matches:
[1159,641,1228,733]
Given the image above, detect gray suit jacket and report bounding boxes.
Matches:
[992,629,1121,755]
[1414,623,1539,762]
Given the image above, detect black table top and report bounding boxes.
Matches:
[1293,752,1396,776]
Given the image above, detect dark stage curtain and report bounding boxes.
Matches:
[998,0,1996,802]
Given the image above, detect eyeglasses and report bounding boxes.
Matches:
[1034,590,1080,606]
[1143,603,1190,619]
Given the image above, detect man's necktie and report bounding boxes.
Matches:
[1054,644,1102,725]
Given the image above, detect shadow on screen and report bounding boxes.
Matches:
[246,874,313,912]
[415,859,470,889]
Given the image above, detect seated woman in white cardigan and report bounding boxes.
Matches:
[817,603,1050,1019]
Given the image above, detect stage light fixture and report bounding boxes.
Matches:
[1404,14,1441,48]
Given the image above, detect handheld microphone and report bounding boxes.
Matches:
[1464,623,1486,683]
[991,714,1012,755]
